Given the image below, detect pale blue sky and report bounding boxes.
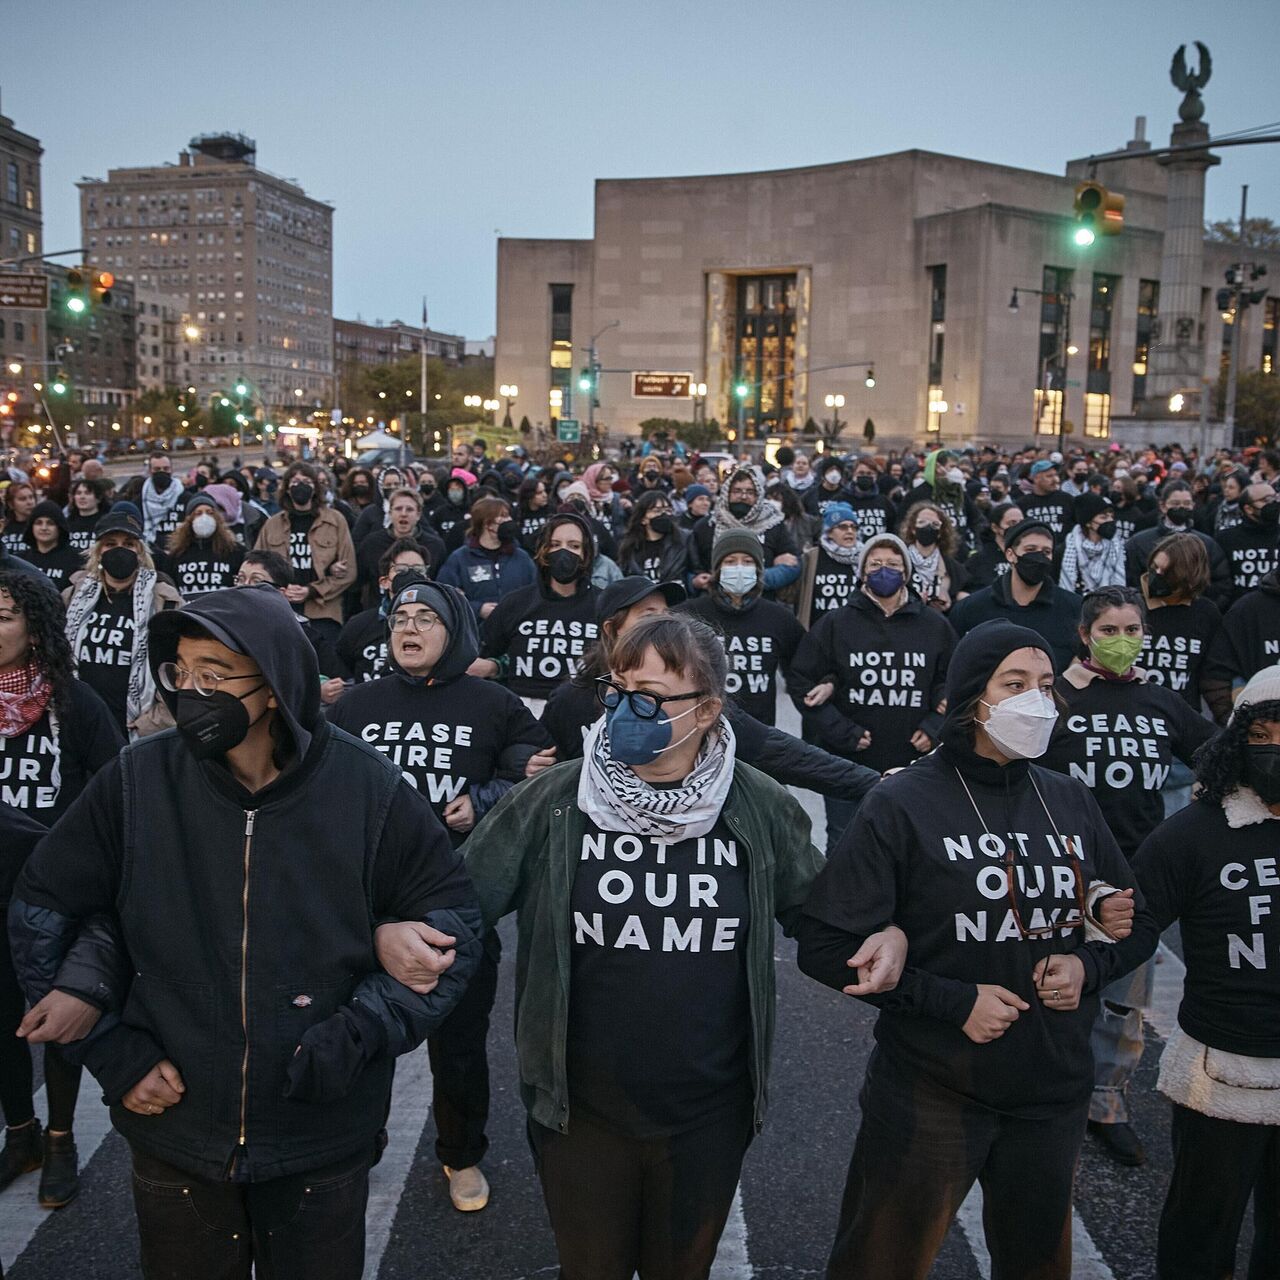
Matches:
[6,0,1278,339]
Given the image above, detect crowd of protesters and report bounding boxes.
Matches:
[0,428,1276,1279]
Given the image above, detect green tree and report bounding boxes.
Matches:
[1205,217,1280,250]
[1216,369,1280,445]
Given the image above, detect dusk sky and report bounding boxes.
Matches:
[7,0,1279,342]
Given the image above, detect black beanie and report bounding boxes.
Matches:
[941,620,1056,737]
[1073,492,1111,529]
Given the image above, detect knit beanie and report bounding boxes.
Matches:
[1230,663,1280,724]
[855,533,911,578]
[823,502,858,531]
[684,483,711,503]
[1073,492,1111,529]
[1003,517,1055,551]
[712,528,764,569]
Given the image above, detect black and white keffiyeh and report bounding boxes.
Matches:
[710,466,785,536]
[140,476,184,544]
[578,714,736,842]
[819,534,859,565]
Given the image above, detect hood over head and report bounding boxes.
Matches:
[387,579,478,683]
[23,499,69,548]
[148,584,320,759]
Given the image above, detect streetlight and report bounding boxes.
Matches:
[483,398,501,414]
[184,325,200,341]
[6,361,21,376]
[499,383,518,428]
[864,368,876,389]
[824,393,845,441]
[690,380,707,426]
[1169,392,1186,413]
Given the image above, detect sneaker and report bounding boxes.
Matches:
[38,1131,79,1208]
[1087,1119,1147,1167]
[443,1164,490,1212]
[0,1119,42,1191]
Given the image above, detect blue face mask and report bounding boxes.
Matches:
[606,697,705,766]
[718,564,758,596]
[865,566,905,598]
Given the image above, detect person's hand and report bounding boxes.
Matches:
[910,729,934,753]
[692,572,713,590]
[319,677,346,705]
[855,731,872,752]
[443,793,476,833]
[465,657,499,679]
[122,1060,185,1116]
[525,745,557,777]
[773,553,799,567]
[928,589,950,612]
[962,985,1029,1043]
[284,583,309,604]
[1033,953,1085,1011]
[804,681,835,708]
[17,990,102,1044]
[842,926,908,996]
[479,602,497,620]
[1097,888,1135,940]
[374,921,456,994]
[328,559,349,578]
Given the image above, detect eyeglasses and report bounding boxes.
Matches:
[158,662,262,697]
[831,522,858,534]
[389,612,440,633]
[595,677,706,720]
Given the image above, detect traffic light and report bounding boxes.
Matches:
[50,376,68,396]
[1073,181,1125,245]
[64,269,87,314]
[90,269,114,307]
[577,368,593,394]
[235,382,249,397]
[734,382,750,400]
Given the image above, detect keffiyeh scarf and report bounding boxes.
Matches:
[0,661,51,737]
[710,466,785,536]
[141,476,185,544]
[1060,526,1126,593]
[819,534,859,565]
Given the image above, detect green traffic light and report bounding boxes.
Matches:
[65,296,86,314]
[1074,227,1096,247]
[50,380,67,395]
[220,397,231,407]
[734,383,750,399]
[235,382,248,396]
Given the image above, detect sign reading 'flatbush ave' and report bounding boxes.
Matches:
[632,371,693,398]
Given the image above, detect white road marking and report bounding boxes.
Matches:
[1145,942,1186,1042]
[710,1184,752,1278]
[958,1186,1115,1280]
[363,1042,434,1279]
[0,1076,115,1274]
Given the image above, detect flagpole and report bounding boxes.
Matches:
[419,296,429,465]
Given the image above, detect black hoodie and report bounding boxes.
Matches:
[797,620,1156,1117]
[329,581,549,844]
[11,584,482,1182]
[18,499,85,592]
[1203,567,1280,703]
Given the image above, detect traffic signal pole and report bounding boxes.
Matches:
[1224,185,1248,436]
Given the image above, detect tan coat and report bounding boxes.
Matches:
[254,506,356,625]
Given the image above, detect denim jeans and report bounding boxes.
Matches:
[130,1145,372,1280]
[828,1051,1088,1280]
[1089,959,1155,1125]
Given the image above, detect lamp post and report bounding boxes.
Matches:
[499,383,518,429]
[823,392,845,442]
[690,381,707,428]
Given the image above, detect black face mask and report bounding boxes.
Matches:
[421,483,436,498]
[289,482,314,507]
[175,686,264,761]
[1242,744,1280,806]
[1013,551,1053,587]
[1146,569,1176,599]
[1165,507,1194,527]
[1110,491,1126,507]
[352,484,371,496]
[389,566,429,598]
[990,487,1007,503]
[1251,502,1280,527]
[195,474,210,488]
[547,549,583,584]
[1097,522,1117,541]
[854,474,876,493]
[915,524,940,547]
[150,471,173,492]
[100,546,139,581]
[497,519,518,543]
[727,501,752,519]
[649,513,675,536]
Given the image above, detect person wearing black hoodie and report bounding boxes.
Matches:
[797,621,1155,1280]
[802,458,853,521]
[9,585,482,1278]
[474,512,600,708]
[1202,564,1280,724]
[330,579,546,1215]
[334,538,431,686]
[18,500,84,592]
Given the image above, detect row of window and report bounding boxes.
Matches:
[3,161,35,210]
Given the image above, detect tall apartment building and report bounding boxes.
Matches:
[0,101,43,422]
[133,285,189,393]
[79,133,333,411]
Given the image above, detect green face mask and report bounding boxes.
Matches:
[1089,633,1144,676]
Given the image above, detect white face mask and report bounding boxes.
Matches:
[980,688,1058,760]
[192,513,218,539]
[946,467,965,484]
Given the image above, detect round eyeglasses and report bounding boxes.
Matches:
[157,662,262,698]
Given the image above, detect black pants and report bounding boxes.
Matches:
[427,932,499,1169]
[528,1103,753,1280]
[130,1146,372,1280]
[1158,1103,1280,1280]
[828,1053,1087,1280]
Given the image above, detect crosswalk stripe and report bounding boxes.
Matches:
[1146,941,1186,1042]
[363,1042,434,1280]
[710,1184,752,1278]
[0,1077,115,1274]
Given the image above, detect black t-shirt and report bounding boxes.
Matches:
[566,812,751,1136]
[809,546,858,618]
[73,587,138,732]
[0,682,123,822]
[328,671,547,845]
[169,544,244,598]
[518,510,551,554]
[1141,597,1221,709]
[18,544,84,593]
[1204,579,1280,688]
[678,594,804,726]
[850,493,895,543]
[1110,505,1142,544]
[1020,492,1075,544]
[1134,799,1280,1057]
[1044,672,1216,857]
[287,512,317,583]
[802,484,852,520]
[481,583,599,699]
[1216,522,1280,599]
[1,523,27,556]
[335,607,390,683]
[64,511,101,555]
[638,547,664,583]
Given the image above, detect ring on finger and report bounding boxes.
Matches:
[1050,989,1060,1000]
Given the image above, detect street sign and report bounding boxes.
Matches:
[632,371,693,399]
[0,272,49,310]
[557,418,580,443]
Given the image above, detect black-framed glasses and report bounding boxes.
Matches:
[595,676,707,720]
[158,662,262,697]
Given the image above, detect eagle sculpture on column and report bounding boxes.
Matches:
[1171,42,1211,121]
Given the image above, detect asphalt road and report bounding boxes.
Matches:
[0,693,1257,1279]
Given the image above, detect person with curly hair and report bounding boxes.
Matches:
[899,499,969,615]
[0,568,123,1208]
[1127,665,1280,1279]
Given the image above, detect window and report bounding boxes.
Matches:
[549,284,573,343]
[24,189,33,211]
[733,273,798,438]
[1034,266,1074,432]
[1084,392,1111,439]
[927,265,946,391]
[25,232,35,255]
[927,384,945,435]
[13,322,23,342]
[1132,278,1158,407]
[5,163,17,204]
[1087,273,1118,394]
[1263,297,1278,375]
[6,228,17,251]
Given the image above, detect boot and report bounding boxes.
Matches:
[0,1119,42,1191]
[38,1130,78,1209]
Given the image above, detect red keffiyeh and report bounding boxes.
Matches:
[0,661,52,737]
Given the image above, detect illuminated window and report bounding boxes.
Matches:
[1033,389,1063,435]
[1132,279,1158,408]
[733,273,797,439]
[926,384,945,434]
[1262,297,1278,376]
[1084,392,1111,439]
[549,341,572,369]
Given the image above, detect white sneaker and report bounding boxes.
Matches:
[443,1164,490,1212]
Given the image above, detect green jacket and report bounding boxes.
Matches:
[460,756,825,1135]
